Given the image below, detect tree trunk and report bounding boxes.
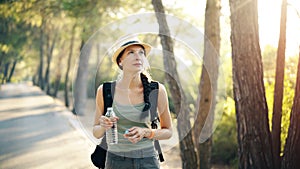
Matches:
[272,0,287,168]
[45,34,50,93]
[52,41,67,98]
[73,35,90,116]
[151,0,198,168]
[0,54,3,69]
[1,63,9,84]
[281,46,300,169]
[65,24,76,108]
[38,20,45,90]
[7,59,17,82]
[52,73,61,97]
[0,58,2,82]
[32,72,38,86]
[44,31,57,95]
[229,0,274,168]
[194,0,221,169]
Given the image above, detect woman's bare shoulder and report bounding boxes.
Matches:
[157,82,166,91]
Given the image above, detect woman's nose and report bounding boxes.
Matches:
[134,52,141,60]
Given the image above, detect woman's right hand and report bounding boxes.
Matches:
[99,116,119,129]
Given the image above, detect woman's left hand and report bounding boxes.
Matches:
[123,127,146,144]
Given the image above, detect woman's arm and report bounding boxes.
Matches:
[92,85,106,139]
[152,83,173,140]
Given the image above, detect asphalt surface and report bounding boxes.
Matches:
[0,82,183,169]
[0,83,97,169]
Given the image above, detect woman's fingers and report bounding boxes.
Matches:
[99,116,117,129]
[123,127,145,143]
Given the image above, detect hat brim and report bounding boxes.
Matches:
[112,42,151,64]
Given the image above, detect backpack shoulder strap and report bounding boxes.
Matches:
[149,81,159,128]
[149,81,165,162]
[99,81,116,147]
[102,81,116,113]
[95,82,115,168]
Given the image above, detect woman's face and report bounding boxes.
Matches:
[119,45,147,73]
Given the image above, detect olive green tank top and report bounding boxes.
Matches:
[107,101,154,153]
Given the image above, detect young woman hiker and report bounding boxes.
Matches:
[93,39,173,169]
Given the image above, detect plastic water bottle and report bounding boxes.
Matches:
[105,107,118,144]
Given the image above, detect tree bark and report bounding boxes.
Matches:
[38,19,45,89]
[7,59,17,82]
[52,40,67,98]
[194,0,221,169]
[229,0,274,168]
[281,46,300,169]
[73,33,90,116]
[1,63,9,84]
[52,73,61,97]
[45,30,58,95]
[45,34,50,93]
[65,24,76,108]
[0,53,3,69]
[272,0,287,168]
[0,57,2,82]
[151,0,198,168]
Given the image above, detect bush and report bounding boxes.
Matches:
[211,97,238,168]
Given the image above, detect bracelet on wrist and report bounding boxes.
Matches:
[148,130,155,139]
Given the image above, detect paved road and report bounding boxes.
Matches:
[0,82,183,169]
[0,83,97,169]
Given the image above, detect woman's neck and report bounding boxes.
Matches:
[118,73,142,90]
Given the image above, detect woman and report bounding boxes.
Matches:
[93,39,173,169]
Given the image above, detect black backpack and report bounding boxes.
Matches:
[91,81,164,169]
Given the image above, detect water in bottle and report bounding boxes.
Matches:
[105,107,118,144]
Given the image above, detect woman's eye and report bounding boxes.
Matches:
[139,51,145,55]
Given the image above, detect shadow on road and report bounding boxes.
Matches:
[0,83,96,169]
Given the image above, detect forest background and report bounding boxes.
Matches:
[1,0,300,169]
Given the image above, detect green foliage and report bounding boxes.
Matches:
[4,1,299,168]
[0,0,197,87]
[266,71,295,154]
[262,45,298,155]
[280,56,297,153]
[262,45,277,84]
[212,96,238,167]
[0,15,29,62]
